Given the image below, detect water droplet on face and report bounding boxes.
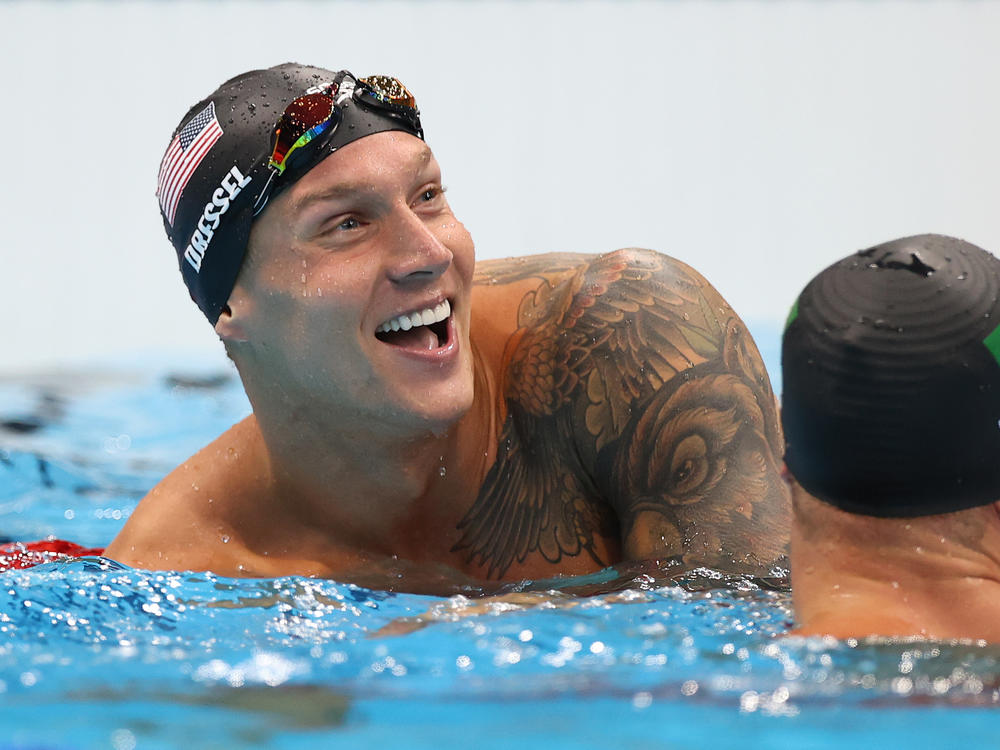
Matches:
[221,535,231,544]
[439,466,447,477]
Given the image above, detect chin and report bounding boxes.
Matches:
[359,348,471,430]
[404,372,476,434]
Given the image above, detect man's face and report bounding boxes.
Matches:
[226,132,476,433]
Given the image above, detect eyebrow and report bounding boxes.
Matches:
[290,145,434,214]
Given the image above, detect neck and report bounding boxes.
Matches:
[234,342,498,560]
[790,488,1000,641]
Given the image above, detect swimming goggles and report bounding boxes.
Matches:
[252,71,422,215]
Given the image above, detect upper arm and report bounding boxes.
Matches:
[566,249,790,571]
[458,248,789,577]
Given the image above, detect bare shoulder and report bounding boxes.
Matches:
[470,253,592,369]
[104,415,268,571]
[457,248,790,576]
[470,248,729,341]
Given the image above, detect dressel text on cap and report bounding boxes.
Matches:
[183,165,252,272]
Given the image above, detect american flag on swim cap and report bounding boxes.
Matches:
[156,102,223,227]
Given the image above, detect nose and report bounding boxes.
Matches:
[384,205,453,284]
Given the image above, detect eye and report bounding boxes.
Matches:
[306,209,367,244]
[415,185,446,206]
[668,434,709,497]
[334,216,360,231]
[673,459,694,484]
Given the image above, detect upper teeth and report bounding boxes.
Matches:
[377,300,451,333]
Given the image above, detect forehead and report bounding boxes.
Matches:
[243,132,436,265]
[284,132,436,212]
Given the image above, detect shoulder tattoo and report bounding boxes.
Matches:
[454,249,790,577]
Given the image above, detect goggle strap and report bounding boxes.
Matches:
[252,169,279,216]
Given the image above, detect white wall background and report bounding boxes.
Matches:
[3,0,999,373]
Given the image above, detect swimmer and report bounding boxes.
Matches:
[782,234,1000,641]
[105,64,789,590]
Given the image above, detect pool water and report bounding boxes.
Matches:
[1,339,998,749]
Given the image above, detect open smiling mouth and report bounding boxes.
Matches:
[375,300,452,351]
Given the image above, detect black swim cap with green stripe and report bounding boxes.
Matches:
[781,234,1000,517]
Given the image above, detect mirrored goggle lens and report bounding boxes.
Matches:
[269,92,339,173]
[356,76,420,130]
[359,75,416,109]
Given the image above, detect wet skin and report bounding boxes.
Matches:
[217,134,477,435]
[106,133,790,591]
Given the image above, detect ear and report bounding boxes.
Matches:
[214,289,251,343]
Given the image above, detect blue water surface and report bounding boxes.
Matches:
[0,331,998,749]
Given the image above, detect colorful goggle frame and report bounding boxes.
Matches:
[253,72,421,215]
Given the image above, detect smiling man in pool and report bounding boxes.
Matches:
[105,63,790,589]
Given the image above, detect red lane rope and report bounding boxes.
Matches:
[0,539,105,571]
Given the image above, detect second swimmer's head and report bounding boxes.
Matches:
[781,233,1000,517]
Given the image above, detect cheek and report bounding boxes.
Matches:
[246,268,365,354]
[297,255,380,317]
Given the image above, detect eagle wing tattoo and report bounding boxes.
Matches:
[454,248,786,578]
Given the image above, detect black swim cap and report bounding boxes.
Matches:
[782,234,1000,517]
[156,63,424,324]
